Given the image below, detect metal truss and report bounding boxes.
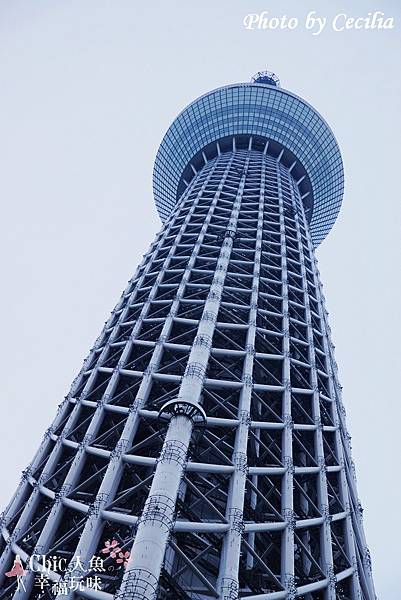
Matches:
[0,136,375,600]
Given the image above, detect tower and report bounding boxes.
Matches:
[0,72,375,600]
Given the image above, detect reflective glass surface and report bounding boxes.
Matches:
[153,83,344,246]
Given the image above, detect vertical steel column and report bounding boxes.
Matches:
[218,152,266,599]
[291,178,336,600]
[277,162,296,598]
[117,157,249,600]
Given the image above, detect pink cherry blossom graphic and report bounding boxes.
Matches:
[116,551,130,568]
[101,539,121,558]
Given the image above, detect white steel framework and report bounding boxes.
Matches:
[0,86,375,600]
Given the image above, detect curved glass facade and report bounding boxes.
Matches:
[153,83,344,246]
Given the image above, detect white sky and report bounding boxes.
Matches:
[0,1,400,597]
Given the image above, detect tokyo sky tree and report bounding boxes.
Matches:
[0,72,376,600]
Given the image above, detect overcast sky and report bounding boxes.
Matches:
[0,1,400,597]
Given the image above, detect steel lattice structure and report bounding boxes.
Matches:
[0,73,376,600]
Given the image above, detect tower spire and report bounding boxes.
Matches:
[251,69,281,87]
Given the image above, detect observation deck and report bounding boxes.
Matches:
[153,71,344,246]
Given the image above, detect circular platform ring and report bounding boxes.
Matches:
[158,399,207,426]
